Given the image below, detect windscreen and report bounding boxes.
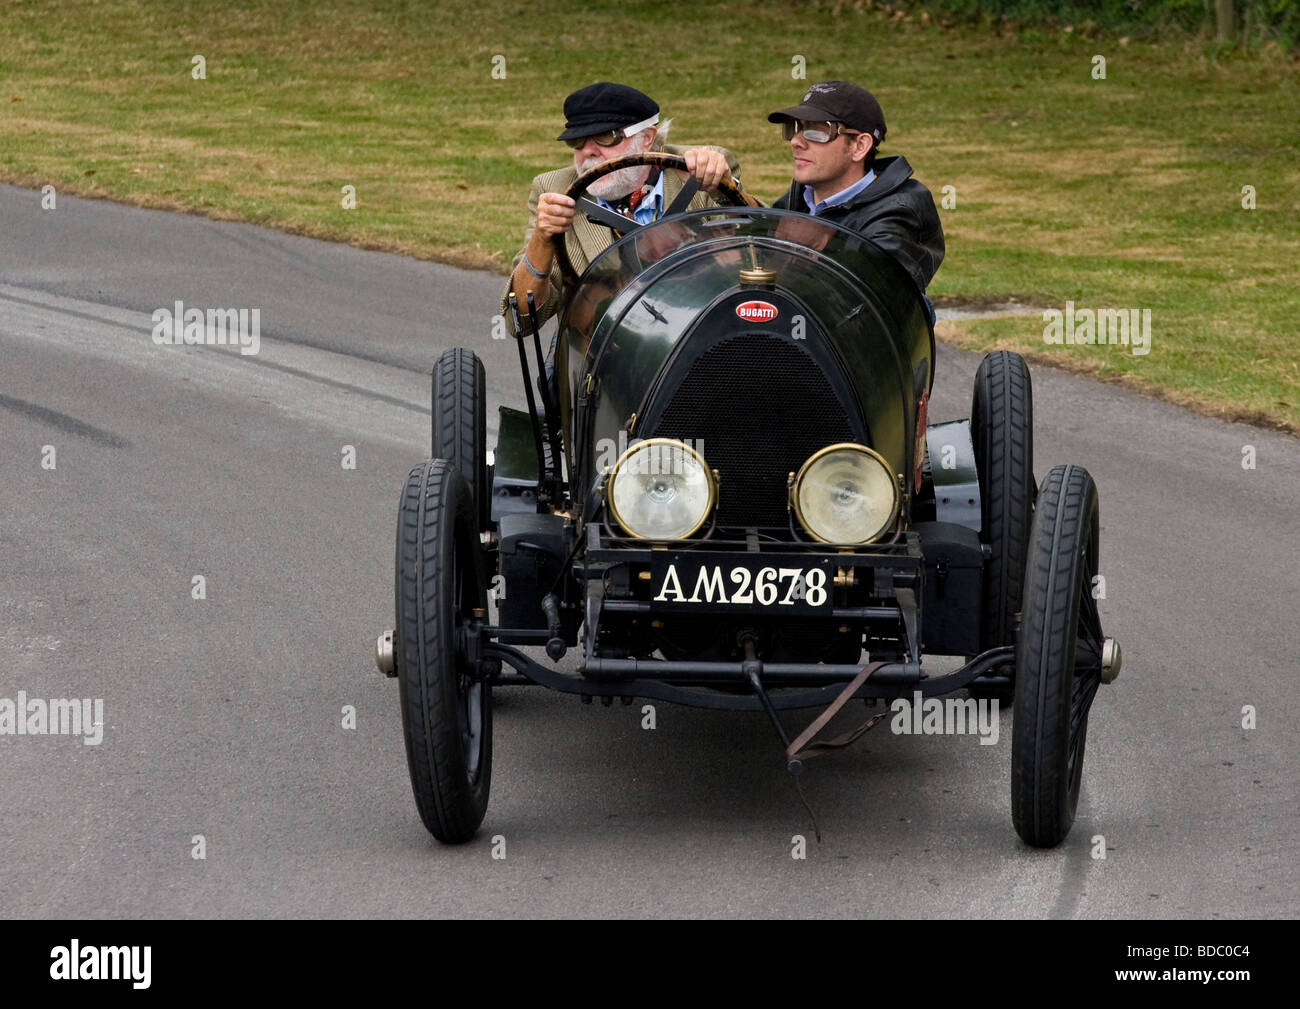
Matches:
[573,207,884,312]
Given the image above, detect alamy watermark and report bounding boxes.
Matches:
[50,941,150,989]
[0,691,104,744]
[1043,301,1151,356]
[596,432,706,475]
[152,300,261,356]
[890,691,999,745]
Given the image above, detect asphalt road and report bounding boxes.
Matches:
[1,183,1295,919]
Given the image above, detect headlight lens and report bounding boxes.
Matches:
[792,443,899,544]
[607,438,716,540]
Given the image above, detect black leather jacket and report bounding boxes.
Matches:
[772,154,945,292]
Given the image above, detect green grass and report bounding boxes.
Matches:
[2,0,1297,430]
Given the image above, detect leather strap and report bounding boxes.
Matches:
[786,661,887,762]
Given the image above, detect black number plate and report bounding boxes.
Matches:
[648,554,833,613]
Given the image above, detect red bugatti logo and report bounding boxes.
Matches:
[736,300,778,323]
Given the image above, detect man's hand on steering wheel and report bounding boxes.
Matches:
[550,151,757,284]
[535,147,728,243]
[681,147,731,194]
[536,192,577,238]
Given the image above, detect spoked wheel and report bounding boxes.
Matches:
[395,458,491,842]
[970,351,1034,703]
[1011,464,1103,848]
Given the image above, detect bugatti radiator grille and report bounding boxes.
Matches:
[650,334,857,528]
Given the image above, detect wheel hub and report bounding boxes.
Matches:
[375,629,396,677]
[1100,637,1122,683]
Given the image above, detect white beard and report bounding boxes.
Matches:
[586,165,650,200]
[576,131,653,200]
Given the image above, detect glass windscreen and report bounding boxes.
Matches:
[574,207,886,308]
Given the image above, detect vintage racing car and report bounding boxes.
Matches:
[375,152,1122,849]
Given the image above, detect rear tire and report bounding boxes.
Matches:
[432,348,489,531]
[395,459,491,843]
[1011,464,1102,848]
[971,351,1034,700]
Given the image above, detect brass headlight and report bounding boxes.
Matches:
[791,443,899,544]
[606,438,716,540]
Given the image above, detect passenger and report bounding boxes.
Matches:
[767,80,945,303]
[503,82,740,335]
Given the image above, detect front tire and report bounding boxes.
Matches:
[395,458,491,842]
[971,351,1034,700]
[432,348,489,531]
[1011,464,1103,848]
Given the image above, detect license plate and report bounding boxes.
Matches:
[648,554,833,613]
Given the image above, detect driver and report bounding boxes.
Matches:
[767,81,945,296]
[502,82,740,335]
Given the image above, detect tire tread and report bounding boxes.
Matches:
[395,459,490,843]
[1011,463,1097,848]
[972,350,1034,652]
[432,348,488,530]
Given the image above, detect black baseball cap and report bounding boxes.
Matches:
[556,82,660,142]
[768,80,886,142]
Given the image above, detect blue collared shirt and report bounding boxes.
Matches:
[802,169,876,216]
[595,170,665,227]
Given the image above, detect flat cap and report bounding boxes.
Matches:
[557,82,659,141]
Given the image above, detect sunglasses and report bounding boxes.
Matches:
[781,120,861,144]
[563,129,629,149]
[562,114,659,149]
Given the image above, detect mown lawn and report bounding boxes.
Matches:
[2,0,1296,429]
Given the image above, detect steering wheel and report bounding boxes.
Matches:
[553,151,759,285]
